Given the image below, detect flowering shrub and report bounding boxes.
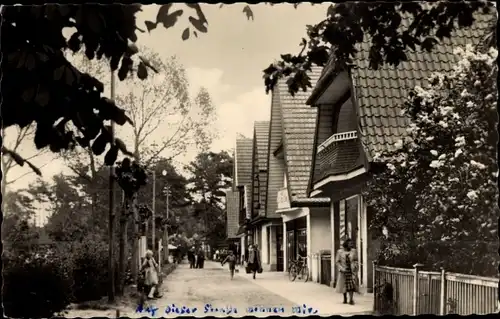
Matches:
[363,45,498,276]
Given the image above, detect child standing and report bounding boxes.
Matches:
[221,250,237,280]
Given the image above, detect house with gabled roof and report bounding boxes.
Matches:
[305,10,493,291]
[266,66,332,274]
[245,121,281,271]
[232,137,254,262]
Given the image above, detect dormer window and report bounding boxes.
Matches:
[333,91,356,134]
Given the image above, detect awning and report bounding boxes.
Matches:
[248,215,270,226]
[276,207,301,215]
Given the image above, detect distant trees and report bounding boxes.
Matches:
[186,151,233,248]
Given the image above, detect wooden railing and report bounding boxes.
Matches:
[374,263,498,315]
[317,130,358,153]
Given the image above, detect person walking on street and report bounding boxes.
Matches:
[247,244,262,280]
[221,250,237,280]
[335,239,359,305]
[196,248,205,269]
[188,247,195,269]
[141,250,162,299]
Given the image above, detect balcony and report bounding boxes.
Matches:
[277,187,290,210]
[314,131,362,184]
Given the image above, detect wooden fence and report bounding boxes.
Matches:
[374,263,498,315]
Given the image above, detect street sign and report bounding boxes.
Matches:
[277,187,290,210]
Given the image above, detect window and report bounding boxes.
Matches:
[332,90,353,134]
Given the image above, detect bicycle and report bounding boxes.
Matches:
[288,255,309,282]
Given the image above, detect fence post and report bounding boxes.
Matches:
[439,267,446,315]
[413,263,423,315]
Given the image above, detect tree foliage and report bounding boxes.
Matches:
[2,5,148,165]
[1,3,227,171]
[186,151,233,247]
[2,189,40,254]
[362,45,498,276]
[114,49,216,165]
[261,1,496,95]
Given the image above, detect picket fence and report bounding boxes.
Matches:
[374,263,498,315]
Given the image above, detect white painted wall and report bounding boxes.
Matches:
[261,224,270,264]
[306,213,311,275]
[309,210,331,253]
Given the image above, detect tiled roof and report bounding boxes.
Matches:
[254,121,270,170]
[351,10,494,159]
[277,67,323,200]
[235,138,253,213]
[225,190,240,239]
[235,138,253,187]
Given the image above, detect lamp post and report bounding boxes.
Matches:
[162,170,170,264]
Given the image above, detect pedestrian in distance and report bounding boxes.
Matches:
[197,248,205,269]
[335,239,359,305]
[221,250,237,280]
[247,244,262,280]
[141,250,162,299]
[188,247,196,269]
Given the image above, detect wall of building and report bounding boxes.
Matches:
[309,207,331,254]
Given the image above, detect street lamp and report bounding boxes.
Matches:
[162,170,170,264]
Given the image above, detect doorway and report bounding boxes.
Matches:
[286,230,295,266]
[276,226,284,271]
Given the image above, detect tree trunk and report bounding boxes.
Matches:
[131,193,139,284]
[117,195,128,296]
[1,156,7,215]
[131,136,140,284]
[88,149,98,225]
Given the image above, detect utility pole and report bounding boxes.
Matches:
[152,171,156,252]
[107,69,116,303]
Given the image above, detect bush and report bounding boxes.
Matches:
[70,238,114,302]
[3,252,72,318]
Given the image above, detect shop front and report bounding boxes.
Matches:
[285,217,307,262]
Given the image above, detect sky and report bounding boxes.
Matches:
[4,3,330,198]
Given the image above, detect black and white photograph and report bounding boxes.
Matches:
[1,2,498,317]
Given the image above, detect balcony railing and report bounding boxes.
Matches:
[317,130,358,154]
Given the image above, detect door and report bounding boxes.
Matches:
[276,226,284,271]
[286,230,295,266]
[297,228,307,258]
